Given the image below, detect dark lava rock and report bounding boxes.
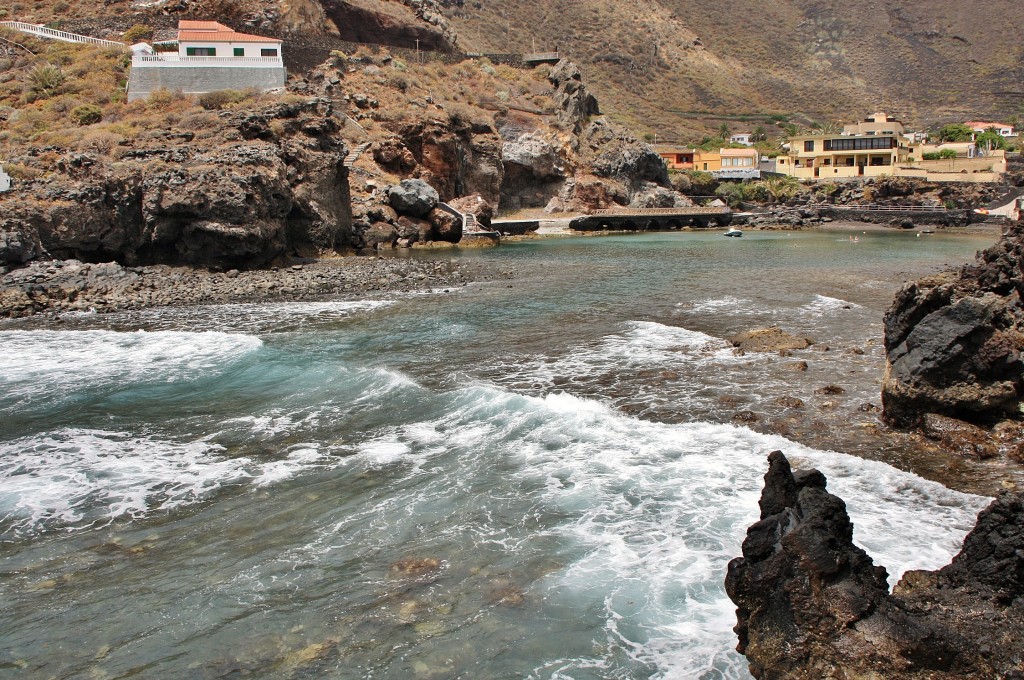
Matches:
[773,396,805,408]
[882,221,1024,427]
[387,178,439,219]
[732,410,760,423]
[726,451,1024,680]
[814,384,846,395]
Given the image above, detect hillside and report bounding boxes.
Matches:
[7,0,1023,141]
[442,0,1024,140]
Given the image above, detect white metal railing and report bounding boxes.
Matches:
[0,21,124,48]
[132,55,284,67]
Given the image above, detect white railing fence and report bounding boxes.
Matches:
[0,21,124,48]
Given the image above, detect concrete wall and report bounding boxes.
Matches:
[127,65,286,101]
[0,166,10,192]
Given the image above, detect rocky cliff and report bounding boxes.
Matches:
[726,451,1024,680]
[882,221,1024,427]
[0,99,352,269]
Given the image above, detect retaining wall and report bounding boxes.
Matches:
[127,64,287,101]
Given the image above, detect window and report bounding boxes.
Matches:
[804,140,815,152]
[234,47,244,56]
[824,137,895,151]
[186,47,216,56]
[261,48,279,57]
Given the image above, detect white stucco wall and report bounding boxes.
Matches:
[178,40,281,58]
[0,165,11,192]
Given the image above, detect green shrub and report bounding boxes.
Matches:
[25,64,66,101]
[70,103,102,125]
[922,152,941,161]
[939,149,958,159]
[122,24,154,44]
[53,0,69,11]
[197,89,248,110]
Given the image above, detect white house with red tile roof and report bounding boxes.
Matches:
[963,121,1017,138]
[127,20,286,101]
[175,20,283,59]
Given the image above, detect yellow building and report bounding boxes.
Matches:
[776,112,1005,182]
[656,146,759,177]
[776,132,902,179]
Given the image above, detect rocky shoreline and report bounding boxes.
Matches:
[727,451,1024,680]
[0,255,511,320]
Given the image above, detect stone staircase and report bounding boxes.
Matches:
[343,142,372,167]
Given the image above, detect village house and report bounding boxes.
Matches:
[776,112,1006,182]
[964,121,1017,138]
[729,133,754,146]
[656,146,760,178]
[127,20,286,101]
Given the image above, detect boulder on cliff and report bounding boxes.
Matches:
[387,178,440,218]
[726,451,1024,680]
[882,221,1024,427]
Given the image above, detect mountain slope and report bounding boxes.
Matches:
[442,0,1024,138]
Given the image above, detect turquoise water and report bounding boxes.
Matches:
[0,230,995,678]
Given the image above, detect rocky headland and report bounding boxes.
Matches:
[727,451,1024,680]
[881,220,1023,456]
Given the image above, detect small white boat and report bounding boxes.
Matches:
[724,228,743,237]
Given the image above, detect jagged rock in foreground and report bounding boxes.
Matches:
[882,221,1024,427]
[725,451,1024,680]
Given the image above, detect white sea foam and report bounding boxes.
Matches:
[346,385,988,679]
[0,329,262,406]
[803,293,862,314]
[0,429,248,536]
[680,295,756,315]
[0,430,345,537]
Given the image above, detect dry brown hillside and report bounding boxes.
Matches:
[7,0,1024,141]
[442,0,1024,139]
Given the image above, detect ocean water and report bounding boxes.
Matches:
[0,230,996,678]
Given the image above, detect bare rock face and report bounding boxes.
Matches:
[882,221,1024,426]
[726,451,1024,680]
[394,119,503,204]
[0,99,353,269]
[547,60,600,134]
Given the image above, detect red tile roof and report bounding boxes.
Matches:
[178,20,230,31]
[177,20,282,43]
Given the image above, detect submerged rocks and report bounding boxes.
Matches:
[727,327,814,353]
[882,222,1024,427]
[727,451,1024,680]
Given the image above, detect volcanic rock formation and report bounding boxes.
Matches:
[726,451,1024,680]
[882,221,1024,427]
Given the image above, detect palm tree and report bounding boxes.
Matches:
[751,125,768,143]
[779,123,800,144]
[717,122,731,139]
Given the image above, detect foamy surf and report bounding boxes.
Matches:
[324,385,988,679]
[0,329,263,408]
